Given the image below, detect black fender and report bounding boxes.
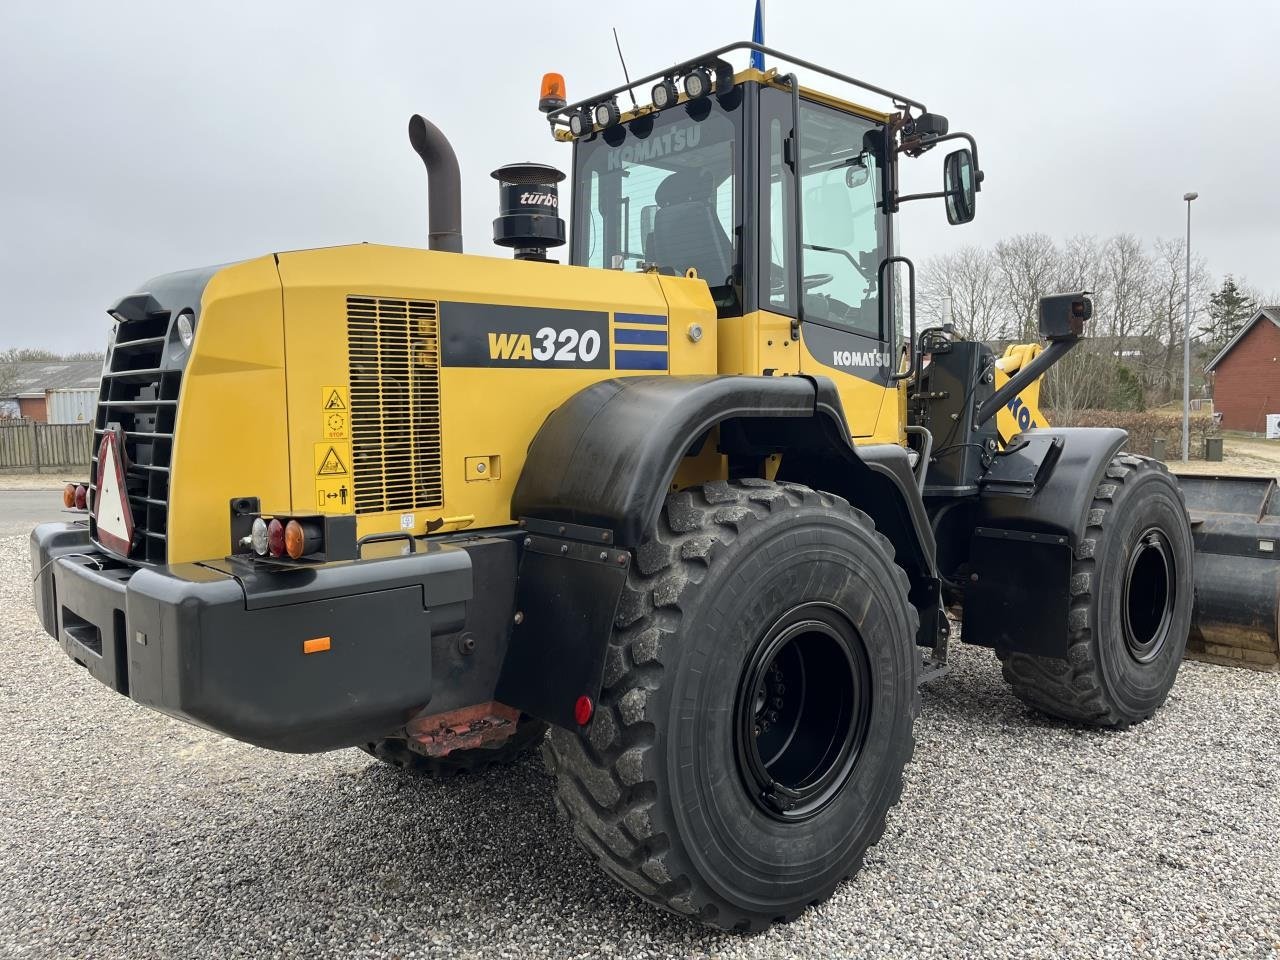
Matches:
[961,426,1128,657]
[511,375,936,579]
[502,374,941,728]
[971,427,1128,545]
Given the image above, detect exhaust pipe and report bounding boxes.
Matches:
[408,114,463,253]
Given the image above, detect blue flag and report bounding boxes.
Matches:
[751,0,765,69]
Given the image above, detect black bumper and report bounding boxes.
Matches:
[30,523,471,752]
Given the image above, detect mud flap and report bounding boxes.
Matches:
[961,526,1073,657]
[495,527,630,729]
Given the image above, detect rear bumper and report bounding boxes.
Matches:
[30,522,471,752]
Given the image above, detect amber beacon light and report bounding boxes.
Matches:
[538,72,567,113]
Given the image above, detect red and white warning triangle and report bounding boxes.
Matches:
[95,433,134,555]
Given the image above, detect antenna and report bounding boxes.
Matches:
[613,28,639,110]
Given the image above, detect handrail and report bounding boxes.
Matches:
[546,41,927,130]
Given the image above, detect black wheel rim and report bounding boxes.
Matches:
[1122,527,1176,664]
[734,602,872,822]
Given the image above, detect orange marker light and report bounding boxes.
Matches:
[539,72,567,113]
[62,483,77,508]
[303,636,331,655]
[284,518,323,559]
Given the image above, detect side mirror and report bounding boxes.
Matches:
[943,148,976,225]
[845,157,870,189]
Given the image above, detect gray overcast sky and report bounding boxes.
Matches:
[2,0,1277,352]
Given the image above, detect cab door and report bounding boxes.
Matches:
[789,99,896,439]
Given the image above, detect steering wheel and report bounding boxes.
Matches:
[803,273,834,292]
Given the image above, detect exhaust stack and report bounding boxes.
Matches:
[408,114,463,253]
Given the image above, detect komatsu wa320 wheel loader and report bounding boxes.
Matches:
[32,42,1279,930]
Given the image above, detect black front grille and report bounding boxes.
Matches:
[90,313,180,564]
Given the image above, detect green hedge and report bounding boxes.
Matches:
[1047,409,1220,460]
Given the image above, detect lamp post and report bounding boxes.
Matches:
[1182,191,1198,463]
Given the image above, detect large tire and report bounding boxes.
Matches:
[361,717,548,779]
[543,479,919,931]
[997,454,1193,727]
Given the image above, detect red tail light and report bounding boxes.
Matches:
[266,519,285,557]
[73,485,88,510]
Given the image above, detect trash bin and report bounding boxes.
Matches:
[1151,437,1167,460]
[1204,437,1224,462]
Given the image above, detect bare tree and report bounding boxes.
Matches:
[1102,233,1153,357]
[994,233,1060,341]
[919,246,1007,341]
[1144,236,1211,403]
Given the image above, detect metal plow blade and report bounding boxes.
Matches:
[1178,474,1280,671]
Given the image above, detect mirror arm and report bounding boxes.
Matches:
[897,130,984,188]
[895,189,949,205]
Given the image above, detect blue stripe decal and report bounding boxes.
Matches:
[614,328,668,346]
[615,349,669,370]
[614,312,667,326]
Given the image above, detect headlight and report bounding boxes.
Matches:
[683,67,712,100]
[568,109,592,137]
[593,100,620,128]
[176,312,195,349]
[652,78,678,110]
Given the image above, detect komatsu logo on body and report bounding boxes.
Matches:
[1006,395,1036,431]
[832,350,891,368]
[607,124,702,171]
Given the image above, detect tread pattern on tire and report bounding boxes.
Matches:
[361,717,548,780]
[542,478,919,931]
[996,453,1186,728]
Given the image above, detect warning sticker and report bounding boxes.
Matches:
[321,385,349,439]
[315,479,352,513]
[314,442,349,477]
[323,409,347,440]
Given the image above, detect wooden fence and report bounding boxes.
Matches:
[0,420,94,471]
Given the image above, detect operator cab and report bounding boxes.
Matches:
[548,43,981,435]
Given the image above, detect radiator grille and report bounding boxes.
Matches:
[90,313,180,564]
[347,296,443,514]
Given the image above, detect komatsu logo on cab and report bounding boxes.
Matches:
[607,123,703,171]
[832,350,891,368]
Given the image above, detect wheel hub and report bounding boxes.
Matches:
[1122,527,1176,664]
[734,603,872,821]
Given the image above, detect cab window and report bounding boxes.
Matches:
[797,101,887,339]
[572,98,742,316]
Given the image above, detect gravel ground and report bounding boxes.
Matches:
[1,531,1277,959]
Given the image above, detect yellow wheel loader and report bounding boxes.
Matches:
[31,42,1279,931]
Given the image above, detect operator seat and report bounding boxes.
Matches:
[647,169,733,286]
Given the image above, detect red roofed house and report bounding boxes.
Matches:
[1205,306,1280,433]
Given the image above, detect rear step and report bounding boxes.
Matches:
[1177,474,1280,671]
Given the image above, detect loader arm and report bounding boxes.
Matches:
[993,342,1052,442]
